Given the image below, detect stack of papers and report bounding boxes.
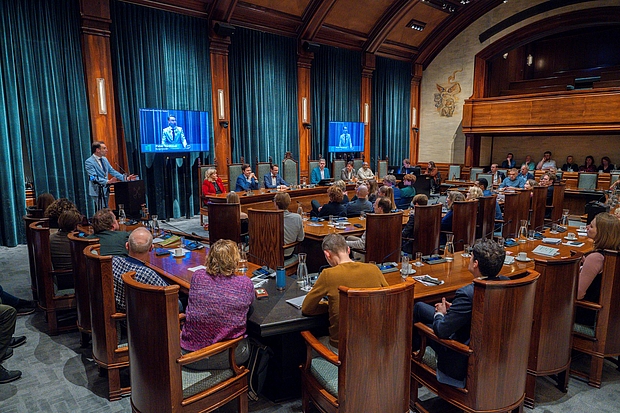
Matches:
[532,245,560,257]
[159,235,180,246]
[542,238,562,245]
[286,295,306,309]
[504,256,515,265]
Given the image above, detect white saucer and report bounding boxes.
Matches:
[307,222,323,227]
[564,236,578,241]
[515,257,532,262]
[401,268,416,275]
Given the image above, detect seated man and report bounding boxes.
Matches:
[111,227,169,312]
[49,209,82,270]
[311,158,330,185]
[476,178,503,222]
[340,161,356,182]
[489,163,505,186]
[0,304,25,383]
[345,197,391,251]
[357,162,375,181]
[345,184,373,217]
[401,174,417,200]
[88,208,129,257]
[412,238,506,387]
[536,150,556,170]
[263,164,289,190]
[561,155,579,172]
[302,233,388,351]
[311,186,347,218]
[518,164,534,182]
[235,163,259,192]
[273,193,304,259]
[539,172,555,218]
[499,168,524,189]
[0,285,36,316]
[398,158,415,174]
[402,194,428,255]
[382,174,404,208]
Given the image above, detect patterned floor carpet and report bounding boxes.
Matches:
[1,216,619,412]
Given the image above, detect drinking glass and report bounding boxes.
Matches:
[117,204,126,224]
[180,236,185,248]
[151,215,160,236]
[462,244,471,258]
[528,229,535,240]
[237,249,248,273]
[414,252,424,267]
[562,209,570,226]
[400,256,411,279]
[360,211,366,220]
[497,237,505,247]
[329,215,335,226]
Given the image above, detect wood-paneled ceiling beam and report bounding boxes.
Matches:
[298,0,338,41]
[364,0,420,54]
[121,0,209,19]
[208,0,238,22]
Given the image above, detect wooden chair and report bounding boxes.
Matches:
[529,186,548,231]
[207,202,242,245]
[526,253,581,408]
[83,245,130,401]
[122,271,249,413]
[308,157,322,179]
[448,200,477,252]
[282,152,299,185]
[332,158,346,180]
[499,190,529,238]
[469,167,483,182]
[571,249,620,388]
[448,165,461,180]
[256,156,273,188]
[476,173,492,187]
[476,195,497,240]
[376,157,389,179]
[407,204,442,255]
[578,172,598,190]
[548,182,566,224]
[248,209,301,276]
[30,221,77,335]
[300,280,415,413]
[356,212,403,263]
[352,158,364,173]
[609,172,620,189]
[68,231,99,347]
[197,159,217,226]
[227,157,245,191]
[411,270,540,413]
[24,215,48,301]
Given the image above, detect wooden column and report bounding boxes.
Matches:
[297,47,313,180]
[361,53,375,163]
[209,34,232,183]
[410,63,422,164]
[464,133,480,167]
[79,0,121,169]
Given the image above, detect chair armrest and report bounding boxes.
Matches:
[575,299,602,311]
[495,219,505,224]
[300,331,340,366]
[283,240,301,250]
[177,337,243,366]
[413,322,473,356]
[111,312,126,320]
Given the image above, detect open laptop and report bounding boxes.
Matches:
[317,178,334,186]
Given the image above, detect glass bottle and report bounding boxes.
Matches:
[118,204,126,224]
[151,214,160,236]
[297,203,304,217]
[298,253,310,291]
[444,234,455,262]
[518,219,528,243]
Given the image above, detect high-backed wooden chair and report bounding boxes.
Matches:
[476,173,492,187]
[411,270,540,413]
[68,231,99,347]
[122,271,249,413]
[578,172,598,190]
[376,158,389,179]
[476,195,497,240]
[30,221,76,335]
[300,280,415,413]
[548,182,566,224]
[572,249,620,388]
[255,156,273,188]
[469,167,483,182]
[197,159,217,225]
[526,253,581,408]
[448,200,477,252]
[332,158,346,180]
[529,186,548,231]
[448,165,461,180]
[357,212,403,263]
[207,202,242,245]
[248,209,300,275]
[407,204,442,255]
[282,152,299,185]
[499,190,529,238]
[227,157,245,191]
[609,172,620,189]
[24,215,48,301]
[83,245,130,401]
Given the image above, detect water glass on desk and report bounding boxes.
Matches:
[414,252,424,267]
[401,256,411,280]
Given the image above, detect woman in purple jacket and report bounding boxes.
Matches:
[181,239,254,369]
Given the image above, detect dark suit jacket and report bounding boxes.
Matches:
[317,201,346,218]
[263,173,288,189]
[235,175,259,192]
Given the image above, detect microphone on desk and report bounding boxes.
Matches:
[161,219,207,247]
[245,251,276,275]
[483,219,512,240]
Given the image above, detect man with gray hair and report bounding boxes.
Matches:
[111,227,168,312]
[302,233,388,351]
[345,184,373,216]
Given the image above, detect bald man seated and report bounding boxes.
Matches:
[345,184,374,217]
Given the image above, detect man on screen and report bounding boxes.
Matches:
[338,125,352,150]
[162,115,189,149]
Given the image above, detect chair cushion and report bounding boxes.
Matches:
[310,357,338,398]
[284,254,298,267]
[421,346,437,371]
[181,367,234,398]
[573,322,596,337]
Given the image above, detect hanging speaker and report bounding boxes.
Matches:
[214,22,235,37]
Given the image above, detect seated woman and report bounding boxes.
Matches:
[49,210,82,270]
[425,161,441,194]
[378,185,397,211]
[367,179,379,204]
[226,191,248,236]
[579,155,597,173]
[466,185,483,200]
[27,193,55,218]
[180,239,254,369]
[576,212,620,326]
[598,156,615,173]
[524,179,538,191]
[440,191,466,245]
[333,180,350,204]
[311,186,346,218]
[45,198,79,229]
[202,168,225,204]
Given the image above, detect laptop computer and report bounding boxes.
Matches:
[318,178,334,186]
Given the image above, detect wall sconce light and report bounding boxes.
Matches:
[219,120,229,128]
[503,53,508,59]
[527,54,533,67]
[217,89,225,120]
[303,123,312,130]
[364,103,369,125]
[302,97,308,123]
[96,78,107,115]
[411,107,417,128]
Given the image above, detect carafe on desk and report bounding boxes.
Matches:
[297,253,310,292]
[444,234,455,262]
[518,219,528,243]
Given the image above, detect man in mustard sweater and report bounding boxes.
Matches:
[302,233,388,352]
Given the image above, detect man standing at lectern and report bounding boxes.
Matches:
[85,141,136,209]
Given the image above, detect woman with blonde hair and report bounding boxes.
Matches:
[378,186,396,210]
[466,186,483,200]
[180,239,254,369]
[202,168,225,202]
[226,191,249,237]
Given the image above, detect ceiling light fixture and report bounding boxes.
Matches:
[407,19,426,31]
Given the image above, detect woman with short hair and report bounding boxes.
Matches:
[202,168,225,203]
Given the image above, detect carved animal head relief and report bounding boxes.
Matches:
[434,69,463,118]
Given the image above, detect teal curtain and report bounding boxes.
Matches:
[229,28,299,167]
[0,0,91,246]
[311,46,362,161]
[111,1,212,219]
[371,57,411,166]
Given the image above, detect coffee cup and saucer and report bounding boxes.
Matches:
[173,248,185,258]
[515,252,531,262]
[564,233,577,240]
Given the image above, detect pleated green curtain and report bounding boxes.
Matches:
[0,0,91,246]
[371,56,411,166]
[310,46,362,161]
[228,28,299,167]
[111,1,212,219]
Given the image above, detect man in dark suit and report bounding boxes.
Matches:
[85,141,136,209]
[412,238,506,387]
[489,163,505,186]
[263,164,289,189]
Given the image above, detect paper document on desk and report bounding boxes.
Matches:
[413,275,444,287]
[286,295,307,309]
[504,256,515,265]
[159,235,180,246]
[542,238,562,245]
[532,245,560,257]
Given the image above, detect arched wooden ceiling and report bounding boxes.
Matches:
[121,0,508,68]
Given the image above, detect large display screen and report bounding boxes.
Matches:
[328,121,365,153]
[139,108,210,153]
